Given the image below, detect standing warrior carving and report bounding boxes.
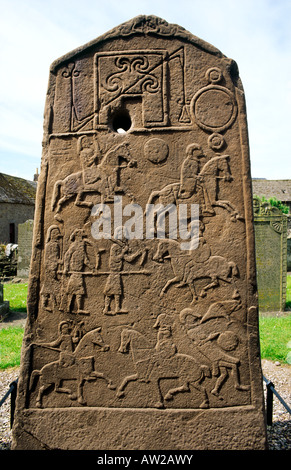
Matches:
[103,227,146,315]
[40,225,63,312]
[60,228,100,315]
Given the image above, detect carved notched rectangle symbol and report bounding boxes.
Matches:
[95,50,168,128]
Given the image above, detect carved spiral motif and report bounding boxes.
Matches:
[62,63,80,78]
[104,55,159,94]
[208,133,225,151]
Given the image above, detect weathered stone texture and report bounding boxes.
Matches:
[12,16,267,450]
[253,197,287,312]
[0,173,36,244]
[17,220,34,278]
[0,284,9,320]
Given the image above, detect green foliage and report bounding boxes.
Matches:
[3,282,28,312]
[0,326,24,369]
[259,315,291,363]
[260,195,289,214]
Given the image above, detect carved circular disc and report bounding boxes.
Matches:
[192,85,237,132]
[208,132,225,151]
[144,138,169,163]
[206,67,223,84]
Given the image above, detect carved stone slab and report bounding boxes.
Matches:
[253,196,288,312]
[12,16,267,450]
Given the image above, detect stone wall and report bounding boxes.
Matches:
[253,197,287,312]
[0,202,35,244]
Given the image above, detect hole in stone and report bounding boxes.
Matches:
[112,112,132,133]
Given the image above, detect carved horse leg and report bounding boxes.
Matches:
[54,381,75,397]
[116,373,139,398]
[164,376,210,409]
[75,191,94,208]
[88,370,116,390]
[193,382,209,409]
[189,283,199,303]
[36,381,52,408]
[55,194,73,214]
[200,277,220,297]
[164,382,190,401]
[77,377,87,405]
[154,378,166,409]
[160,277,181,296]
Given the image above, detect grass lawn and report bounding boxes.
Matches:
[259,315,291,364]
[0,326,24,369]
[1,282,28,369]
[3,282,28,313]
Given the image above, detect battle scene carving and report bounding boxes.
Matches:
[12,17,267,452]
[27,54,251,410]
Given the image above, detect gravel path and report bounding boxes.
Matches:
[0,360,290,450]
[260,359,291,450]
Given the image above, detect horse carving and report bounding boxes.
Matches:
[117,328,211,409]
[146,154,243,223]
[29,327,115,407]
[153,239,239,302]
[179,308,250,398]
[51,142,136,216]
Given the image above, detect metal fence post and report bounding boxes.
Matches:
[265,379,274,426]
[9,380,18,428]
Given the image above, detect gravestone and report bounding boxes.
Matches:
[12,16,267,450]
[253,196,287,312]
[17,219,34,278]
[287,224,291,271]
[0,283,9,320]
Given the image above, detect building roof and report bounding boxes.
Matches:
[252,179,291,203]
[0,173,37,205]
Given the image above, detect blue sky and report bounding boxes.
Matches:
[0,0,290,181]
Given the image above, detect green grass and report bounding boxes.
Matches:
[3,282,28,312]
[1,282,27,369]
[259,315,291,364]
[0,326,24,369]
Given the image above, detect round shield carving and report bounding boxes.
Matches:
[144,137,169,163]
[191,84,238,132]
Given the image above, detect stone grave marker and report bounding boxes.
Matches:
[12,15,267,450]
[0,283,9,320]
[253,196,287,312]
[17,219,34,278]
